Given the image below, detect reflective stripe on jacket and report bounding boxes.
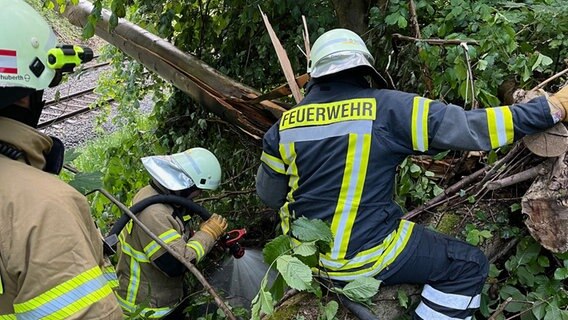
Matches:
[260,78,554,280]
[0,117,122,319]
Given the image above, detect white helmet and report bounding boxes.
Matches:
[141,147,222,191]
[0,0,58,91]
[308,28,387,87]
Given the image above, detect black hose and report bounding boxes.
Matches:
[337,294,379,320]
[106,194,212,238]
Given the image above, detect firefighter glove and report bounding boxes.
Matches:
[199,214,228,240]
[548,85,568,122]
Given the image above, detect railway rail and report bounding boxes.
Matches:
[38,58,114,129]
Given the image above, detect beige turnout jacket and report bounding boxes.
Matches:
[0,117,122,319]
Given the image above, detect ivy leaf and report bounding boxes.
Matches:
[276,255,312,291]
[323,300,338,320]
[263,235,290,265]
[334,277,381,303]
[397,288,409,309]
[293,241,317,257]
[291,217,333,243]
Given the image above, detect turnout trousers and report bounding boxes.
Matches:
[377,224,489,320]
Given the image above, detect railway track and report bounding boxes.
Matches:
[38,58,114,129]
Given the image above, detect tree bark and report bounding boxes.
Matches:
[522,153,568,253]
[331,0,371,35]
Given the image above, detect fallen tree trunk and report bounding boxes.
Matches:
[63,0,291,140]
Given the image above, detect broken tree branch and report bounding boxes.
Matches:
[486,161,548,190]
[259,7,303,103]
[531,66,568,91]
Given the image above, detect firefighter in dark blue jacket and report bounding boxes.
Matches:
[255,28,568,320]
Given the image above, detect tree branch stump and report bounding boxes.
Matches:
[522,153,568,253]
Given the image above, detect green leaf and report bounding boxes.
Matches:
[64,149,81,164]
[291,217,333,243]
[335,277,381,303]
[293,241,317,257]
[553,267,568,280]
[83,21,95,39]
[466,229,480,245]
[276,255,312,291]
[68,172,103,194]
[251,273,276,319]
[397,288,409,309]
[323,300,338,320]
[269,274,286,302]
[489,264,502,278]
[510,203,521,212]
[263,235,291,265]
[433,150,450,160]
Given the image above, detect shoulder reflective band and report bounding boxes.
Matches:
[280,98,376,130]
[412,96,431,152]
[13,266,112,319]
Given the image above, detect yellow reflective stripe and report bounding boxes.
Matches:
[119,233,150,262]
[103,266,118,289]
[183,215,191,222]
[0,273,3,295]
[187,240,205,262]
[321,227,397,270]
[261,151,286,174]
[279,98,377,130]
[143,229,181,259]
[126,258,141,304]
[330,133,371,260]
[116,294,172,318]
[486,107,514,148]
[0,314,16,320]
[411,97,431,152]
[278,142,298,235]
[13,266,113,319]
[322,221,415,281]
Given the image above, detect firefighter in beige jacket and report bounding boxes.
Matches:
[116,148,228,319]
[0,0,122,318]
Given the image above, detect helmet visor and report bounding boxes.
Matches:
[141,155,195,191]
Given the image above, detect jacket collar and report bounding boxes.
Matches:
[306,73,371,93]
[0,117,53,170]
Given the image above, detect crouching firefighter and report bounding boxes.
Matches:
[112,148,231,319]
[0,1,122,319]
[256,28,568,320]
